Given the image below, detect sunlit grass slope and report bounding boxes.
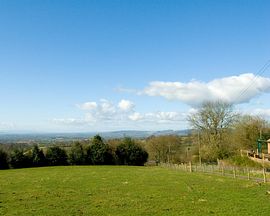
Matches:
[1,166,270,216]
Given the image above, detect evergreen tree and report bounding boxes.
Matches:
[31,145,47,167]
[10,149,31,168]
[69,142,86,165]
[86,135,114,165]
[0,149,9,169]
[46,146,68,166]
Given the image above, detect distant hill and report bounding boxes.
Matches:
[100,129,191,138]
[0,130,192,143]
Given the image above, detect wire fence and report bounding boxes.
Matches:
[160,162,270,183]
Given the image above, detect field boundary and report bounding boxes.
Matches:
[160,162,270,183]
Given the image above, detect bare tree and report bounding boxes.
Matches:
[188,101,237,160]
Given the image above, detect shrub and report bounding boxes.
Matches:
[86,135,114,165]
[228,155,262,168]
[0,149,9,169]
[46,146,68,166]
[116,137,148,166]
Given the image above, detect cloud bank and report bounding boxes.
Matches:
[53,99,186,128]
[53,73,270,130]
[141,73,270,106]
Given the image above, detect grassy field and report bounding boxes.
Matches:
[1,166,270,216]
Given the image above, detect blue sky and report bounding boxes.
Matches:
[0,0,270,132]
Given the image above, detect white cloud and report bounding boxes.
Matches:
[128,112,143,121]
[77,99,116,120]
[141,73,270,106]
[77,99,118,115]
[99,99,116,115]
[55,99,133,127]
[77,102,97,110]
[155,111,185,122]
[129,111,186,123]
[53,118,89,126]
[54,99,187,128]
[118,99,135,112]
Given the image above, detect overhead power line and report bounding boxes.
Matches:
[234,59,270,103]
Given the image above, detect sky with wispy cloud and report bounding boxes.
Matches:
[0,0,270,132]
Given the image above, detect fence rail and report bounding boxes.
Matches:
[160,162,270,183]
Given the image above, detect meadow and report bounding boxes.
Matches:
[1,166,270,216]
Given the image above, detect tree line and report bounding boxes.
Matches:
[1,101,269,168]
[0,135,148,169]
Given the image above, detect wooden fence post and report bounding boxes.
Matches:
[189,162,192,173]
[233,167,236,179]
[247,168,250,180]
[263,168,266,183]
[263,154,265,168]
[222,166,224,176]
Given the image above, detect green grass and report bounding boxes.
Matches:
[1,166,270,216]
